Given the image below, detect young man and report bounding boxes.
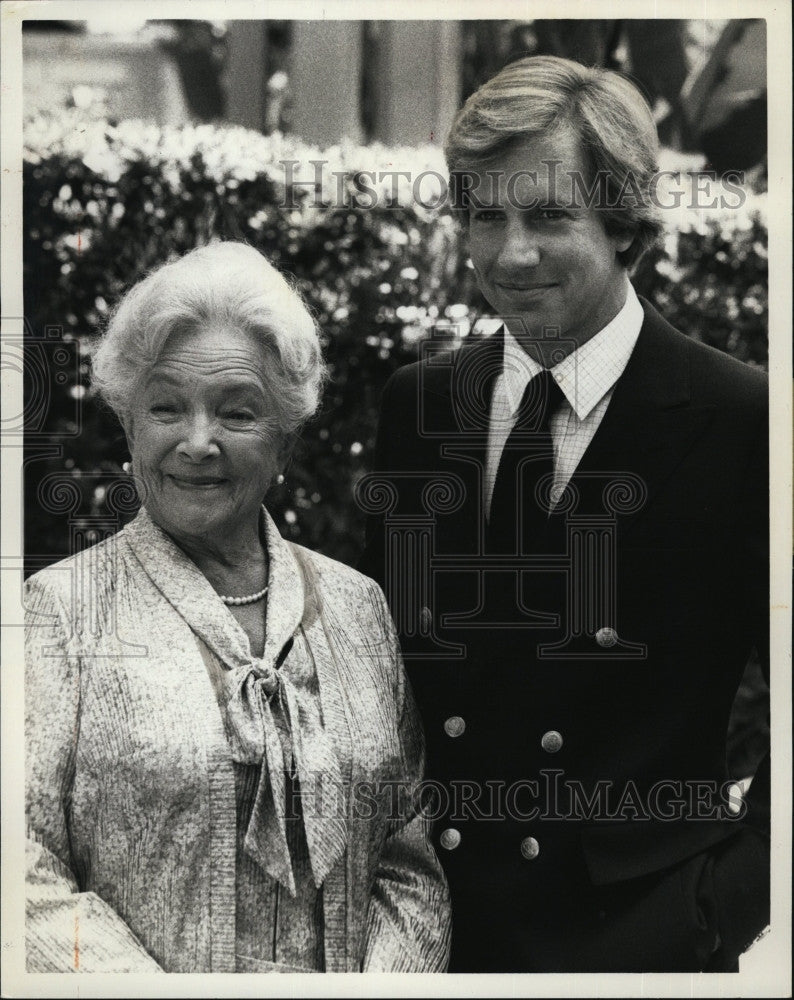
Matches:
[360,56,769,973]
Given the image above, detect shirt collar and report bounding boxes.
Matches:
[501,282,644,421]
[123,504,304,673]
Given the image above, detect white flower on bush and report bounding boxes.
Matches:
[472,317,503,337]
[61,232,92,253]
[434,317,471,340]
[445,303,469,320]
[81,142,124,183]
[248,210,268,231]
[655,255,683,281]
[401,325,426,345]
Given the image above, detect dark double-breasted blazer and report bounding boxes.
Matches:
[359,297,769,973]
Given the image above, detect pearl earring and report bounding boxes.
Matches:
[276,473,285,485]
[122,461,132,474]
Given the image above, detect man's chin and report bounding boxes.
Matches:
[503,313,560,342]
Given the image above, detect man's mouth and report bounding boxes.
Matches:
[496,281,557,292]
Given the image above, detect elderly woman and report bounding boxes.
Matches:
[25,242,450,974]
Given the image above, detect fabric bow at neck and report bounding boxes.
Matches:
[123,505,348,898]
[225,646,347,896]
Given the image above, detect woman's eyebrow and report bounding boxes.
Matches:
[144,373,181,387]
[144,373,267,402]
[147,369,263,386]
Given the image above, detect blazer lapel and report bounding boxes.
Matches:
[428,331,504,552]
[565,300,717,527]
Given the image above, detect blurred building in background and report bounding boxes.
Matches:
[23,17,767,169]
[24,20,194,126]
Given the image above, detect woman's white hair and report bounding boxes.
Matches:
[92,242,326,436]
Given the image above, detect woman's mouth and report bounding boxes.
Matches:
[167,475,227,489]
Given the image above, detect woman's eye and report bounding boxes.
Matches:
[223,410,255,422]
[150,403,177,416]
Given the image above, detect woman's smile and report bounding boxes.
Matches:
[166,473,229,489]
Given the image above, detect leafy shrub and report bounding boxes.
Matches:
[23,109,768,571]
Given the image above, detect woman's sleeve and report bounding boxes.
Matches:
[25,574,163,972]
[361,583,451,972]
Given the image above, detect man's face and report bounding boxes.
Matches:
[467,128,633,360]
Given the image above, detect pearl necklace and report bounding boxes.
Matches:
[219,585,269,606]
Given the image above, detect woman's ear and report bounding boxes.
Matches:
[276,432,296,470]
[118,411,135,450]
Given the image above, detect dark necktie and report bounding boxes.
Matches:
[486,368,564,554]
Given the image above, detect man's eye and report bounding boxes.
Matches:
[471,209,505,222]
[150,404,177,415]
[538,208,566,221]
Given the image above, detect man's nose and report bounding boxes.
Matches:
[497,218,541,270]
[177,415,221,461]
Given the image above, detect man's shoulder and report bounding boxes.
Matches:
[685,334,767,398]
[384,335,500,403]
[385,350,452,395]
[639,298,767,409]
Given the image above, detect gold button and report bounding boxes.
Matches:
[595,627,618,648]
[444,716,466,738]
[520,836,540,860]
[439,828,461,851]
[541,730,563,753]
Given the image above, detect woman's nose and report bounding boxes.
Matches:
[176,415,221,461]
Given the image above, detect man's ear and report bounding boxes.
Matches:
[613,231,635,255]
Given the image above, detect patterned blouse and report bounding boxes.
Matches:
[202,620,325,972]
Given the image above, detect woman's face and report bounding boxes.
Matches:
[126,324,283,549]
